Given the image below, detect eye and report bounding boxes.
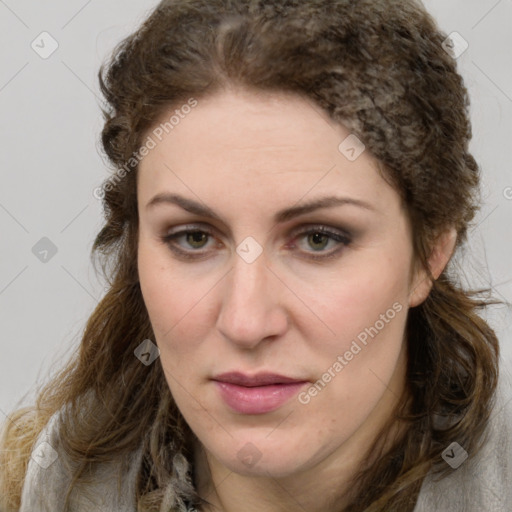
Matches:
[160,224,352,261]
[287,225,352,261]
[161,226,218,259]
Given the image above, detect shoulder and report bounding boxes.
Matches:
[414,368,512,511]
[20,405,144,512]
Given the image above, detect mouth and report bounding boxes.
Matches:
[211,371,309,414]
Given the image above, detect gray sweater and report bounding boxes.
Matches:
[20,373,512,512]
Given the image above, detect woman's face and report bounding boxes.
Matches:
[137,87,428,478]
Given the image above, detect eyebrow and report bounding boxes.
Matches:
[146,193,375,223]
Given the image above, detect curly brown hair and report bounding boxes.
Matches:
[0,0,503,511]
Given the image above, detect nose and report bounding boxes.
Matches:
[216,250,289,350]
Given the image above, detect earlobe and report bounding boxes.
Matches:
[408,227,458,308]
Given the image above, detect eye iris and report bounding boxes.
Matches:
[187,232,208,248]
[308,232,328,251]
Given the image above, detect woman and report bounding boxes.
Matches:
[1,0,511,510]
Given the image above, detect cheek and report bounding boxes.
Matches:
[302,253,411,357]
[137,240,216,362]
[138,244,174,334]
[294,254,410,418]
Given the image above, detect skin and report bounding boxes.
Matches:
[137,85,456,512]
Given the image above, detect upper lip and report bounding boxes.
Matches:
[212,372,308,387]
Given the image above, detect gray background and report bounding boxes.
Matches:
[1,0,511,420]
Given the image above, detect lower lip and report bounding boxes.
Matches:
[213,381,308,414]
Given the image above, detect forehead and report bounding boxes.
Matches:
[137,88,396,216]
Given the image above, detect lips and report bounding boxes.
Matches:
[213,371,306,387]
[211,372,309,414]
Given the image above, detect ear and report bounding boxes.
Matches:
[408,227,457,308]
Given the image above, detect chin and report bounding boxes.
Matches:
[211,435,322,479]
[227,454,304,478]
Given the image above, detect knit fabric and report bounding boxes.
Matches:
[412,369,512,512]
[20,372,512,512]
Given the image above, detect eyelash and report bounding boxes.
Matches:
[160,224,352,262]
